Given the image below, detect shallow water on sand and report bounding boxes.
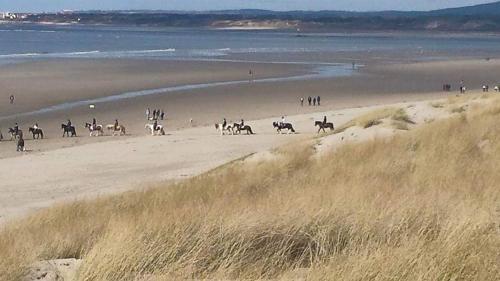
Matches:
[0,63,355,120]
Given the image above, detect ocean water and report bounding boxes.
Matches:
[2,23,500,63]
[2,23,500,118]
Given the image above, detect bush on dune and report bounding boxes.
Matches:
[1,102,500,280]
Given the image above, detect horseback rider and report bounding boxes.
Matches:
[13,123,19,134]
[323,116,327,125]
[280,116,286,127]
[92,118,97,130]
[67,119,72,129]
[222,118,227,129]
[240,119,244,127]
[33,123,39,130]
[114,119,119,131]
[153,120,158,131]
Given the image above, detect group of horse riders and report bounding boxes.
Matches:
[218,117,254,135]
[222,118,245,130]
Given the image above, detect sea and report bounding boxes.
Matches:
[2,22,500,64]
[3,22,500,119]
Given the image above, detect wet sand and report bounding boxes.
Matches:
[1,57,499,223]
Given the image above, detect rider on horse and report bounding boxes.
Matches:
[153,120,158,131]
[67,119,72,128]
[114,119,119,131]
[33,123,39,130]
[323,116,327,125]
[13,123,19,135]
[240,119,244,127]
[222,118,227,129]
[92,118,97,131]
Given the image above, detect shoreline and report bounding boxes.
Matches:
[0,63,354,121]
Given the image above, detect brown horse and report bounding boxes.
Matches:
[232,123,254,135]
[315,121,334,133]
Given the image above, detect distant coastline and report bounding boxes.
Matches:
[5,1,500,32]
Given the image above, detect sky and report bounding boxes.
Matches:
[0,0,496,13]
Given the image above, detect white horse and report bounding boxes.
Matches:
[85,123,104,137]
[145,124,165,136]
[106,124,126,136]
[215,123,233,136]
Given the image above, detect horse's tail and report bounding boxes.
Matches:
[291,126,296,133]
[40,130,44,139]
[249,127,254,134]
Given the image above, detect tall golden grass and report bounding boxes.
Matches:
[336,107,413,132]
[1,101,500,280]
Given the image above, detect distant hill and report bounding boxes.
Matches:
[17,1,500,32]
[425,1,500,16]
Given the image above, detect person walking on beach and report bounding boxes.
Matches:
[308,96,312,106]
[146,108,150,120]
[313,97,316,106]
[9,94,15,104]
[153,109,157,120]
[317,96,321,106]
[300,97,304,107]
[249,69,254,82]
[160,110,165,120]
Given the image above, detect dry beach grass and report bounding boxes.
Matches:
[0,96,499,280]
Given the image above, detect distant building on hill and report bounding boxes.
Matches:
[1,12,18,20]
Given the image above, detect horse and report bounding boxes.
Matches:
[16,137,24,152]
[145,123,165,136]
[232,123,254,135]
[215,123,233,135]
[85,123,104,137]
[107,124,126,136]
[315,121,335,133]
[273,122,295,134]
[61,124,77,137]
[8,128,23,140]
[29,127,44,139]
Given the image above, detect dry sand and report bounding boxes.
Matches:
[1,57,499,224]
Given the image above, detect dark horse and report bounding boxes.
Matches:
[29,127,44,139]
[8,128,22,140]
[273,122,296,134]
[61,124,77,137]
[232,123,254,135]
[315,121,335,133]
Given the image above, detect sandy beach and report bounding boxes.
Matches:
[1,57,500,224]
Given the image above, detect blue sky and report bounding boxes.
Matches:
[0,0,495,13]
